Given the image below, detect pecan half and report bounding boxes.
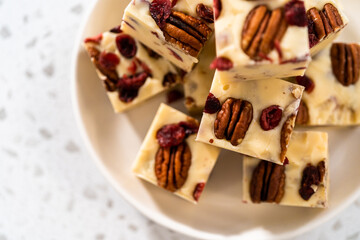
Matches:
[214,98,253,146]
[241,5,288,60]
[162,11,212,57]
[280,114,295,163]
[331,43,360,86]
[250,160,286,203]
[296,100,309,125]
[307,4,344,48]
[155,142,192,192]
[299,161,326,200]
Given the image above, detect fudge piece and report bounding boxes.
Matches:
[133,103,220,203]
[121,0,213,72]
[212,0,311,81]
[305,0,348,56]
[184,35,216,115]
[196,71,304,165]
[295,43,360,126]
[84,28,180,113]
[243,131,329,208]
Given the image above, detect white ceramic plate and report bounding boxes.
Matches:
[72,0,360,239]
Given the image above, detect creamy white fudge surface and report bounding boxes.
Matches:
[84,31,179,113]
[133,104,220,204]
[243,131,329,208]
[196,71,304,165]
[122,0,213,72]
[299,44,360,125]
[184,35,216,115]
[304,0,348,56]
[214,0,311,81]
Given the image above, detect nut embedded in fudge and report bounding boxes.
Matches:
[212,0,311,81]
[121,0,214,72]
[196,71,304,165]
[184,35,216,115]
[305,0,348,56]
[295,42,360,126]
[83,28,181,113]
[132,103,220,203]
[243,131,329,208]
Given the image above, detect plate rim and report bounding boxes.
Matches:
[70,0,360,239]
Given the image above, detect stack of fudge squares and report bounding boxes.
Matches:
[83,0,359,206]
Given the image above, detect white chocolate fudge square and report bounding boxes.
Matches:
[243,131,329,208]
[213,0,311,81]
[196,71,304,165]
[184,35,216,115]
[122,0,213,72]
[295,43,360,125]
[133,103,220,203]
[305,0,348,56]
[84,28,180,113]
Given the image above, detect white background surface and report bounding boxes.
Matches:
[0,0,360,239]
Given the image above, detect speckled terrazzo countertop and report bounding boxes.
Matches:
[0,0,359,239]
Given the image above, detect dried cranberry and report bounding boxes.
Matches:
[109,25,122,33]
[284,157,289,165]
[169,48,183,62]
[260,105,283,131]
[150,0,172,29]
[127,60,138,75]
[204,93,221,114]
[171,0,177,7]
[99,52,120,70]
[166,89,184,103]
[284,0,307,27]
[84,33,103,44]
[210,57,233,71]
[156,123,186,148]
[193,183,206,202]
[116,34,137,59]
[307,20,319,48]
[213,0,222,20]
[296,75,315,93]
[117,72,148,103]
[299,164,321,200]
[196,4,214,23]
[179,121,199,137]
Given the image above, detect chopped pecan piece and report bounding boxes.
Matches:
[299,161,326,200]
[306,4,344,48]
[280,114,295,163]
[241,5,288,61]
[196,4,214,23]
[85,46,119,81]
[162,11,212,57]
[155,142,192,192]
[331,43,360,86]
[250,160,286,203]
[296,100,309,125]
[214,98,253,146]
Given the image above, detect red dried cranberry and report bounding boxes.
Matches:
[156,123,186,148]
[193,182,206,202]
[166,89,184,103]
[196,4,214,23]
[99,52,120,70]
[179,121,199,137]
[169,48,183,62]
[150,0,172,29]
[116,34,137,59]
[210,57,233,71]
[127,60,138,75]
[109,25,122,33]
[171,0,177,7]
[284,0,307,27]
[307,20,319,48]
[296,75,315,93]
[213,0,222,20]
[84,33,103,44]
[204,93,221,114]
[117,72,148,103]
[260,105,283,131]
[284,157,289,165]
